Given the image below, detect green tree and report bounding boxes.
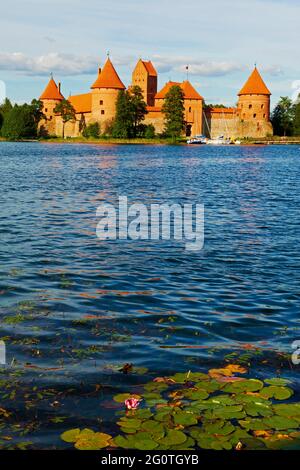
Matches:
[1,104,37,140]
[129,85,148,137]
[82,122,100,139]
[112,90,135,138]
[112,87,148,139]
[54,99,76,138]
[0,98,13,134]
[271,96,295,136]
[162,85,185,142]
[293,96,300,136]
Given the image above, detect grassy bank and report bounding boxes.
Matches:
[1,136,300,145]
[43,137,176,145]
[242,136,300,145]
[0,136,185,145]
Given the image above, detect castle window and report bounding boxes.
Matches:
[189,107,192,113]
[50,116,52,120]
[249,104,252,109]
[100,100,103,105]
[263,114,266,118]
[261,104,264,109]
[253,113,257,118]
[45,108,48,112]
[101,110,105,115]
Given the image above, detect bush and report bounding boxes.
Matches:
[144,124,156,139]
[82,122,100,139]
[102,118,115,136]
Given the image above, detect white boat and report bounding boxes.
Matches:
[187,135,207,145]
[206,135,231,145]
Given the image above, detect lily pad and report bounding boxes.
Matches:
[114,393,135,403]
[262,416,299,430]
[260,386,293,400]
[183,389,209,401]
[61,428,81,443]
[159,430,187,446]
[116,418,142,429]
[244,403,273,417]
[141,420,165,438]
[134,439,159,450]
[223,379,264,394]
[75,432,112,450]
[173,411,198,426]
[273,403,300,418]
[264,378,291,386]
[113,435,136,449]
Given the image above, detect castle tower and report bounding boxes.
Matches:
[91,57,125,127]
[237,66,273,137]
[39,76,64,134]
[132,59,157,106]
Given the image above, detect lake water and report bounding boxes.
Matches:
[0,142,300,448]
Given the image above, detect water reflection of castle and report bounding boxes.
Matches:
[39,58,273,139]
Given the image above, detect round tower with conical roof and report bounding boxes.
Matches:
[90,57,125,129]
[237,67,273,137]
[39,76,64,135]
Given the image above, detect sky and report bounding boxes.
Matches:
[0,0,299,107]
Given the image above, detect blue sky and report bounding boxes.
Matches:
[0,0,299,107]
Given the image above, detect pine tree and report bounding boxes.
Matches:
[162,85,185,142]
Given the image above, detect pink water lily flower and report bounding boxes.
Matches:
[125,397,140,410]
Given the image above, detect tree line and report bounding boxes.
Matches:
[0,84,186,142]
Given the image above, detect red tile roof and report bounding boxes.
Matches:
[40,77,64,101]
[238,67,271,96]
[142,60,157,76]
[155,80,203,100]
[91,58,125,89]
[68,93,92,114]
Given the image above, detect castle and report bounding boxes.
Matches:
[39,57,273,139]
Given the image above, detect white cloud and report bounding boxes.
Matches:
[0,52,136,77]
[0,52,100,76]
[151,55,244,77]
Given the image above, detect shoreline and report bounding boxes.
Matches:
[1,137,300,146]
